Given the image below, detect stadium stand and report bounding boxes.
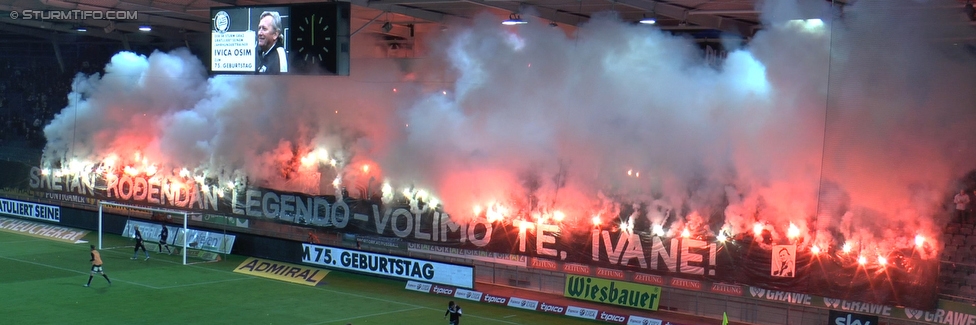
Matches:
[2,35,976,324]
[0,40,124,150]
[939,216,976,304]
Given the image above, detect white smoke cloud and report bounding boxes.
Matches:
[41,0,976,256]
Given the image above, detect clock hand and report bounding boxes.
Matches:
[311,14,316,46]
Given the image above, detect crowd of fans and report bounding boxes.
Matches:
[0,57,99,149]
[3,40,976,308]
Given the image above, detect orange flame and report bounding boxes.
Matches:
[652,224,665,236]
[787,223,800,239]
[553,210,565,222]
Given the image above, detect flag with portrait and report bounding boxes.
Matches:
[771,244,796,278]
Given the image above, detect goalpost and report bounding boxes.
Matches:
[97,201,200,265]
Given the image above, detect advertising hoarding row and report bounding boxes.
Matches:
[3,160,941,310]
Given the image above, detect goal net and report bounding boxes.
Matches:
[97,201,229,265]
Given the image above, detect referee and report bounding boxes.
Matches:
[444,301,462,325]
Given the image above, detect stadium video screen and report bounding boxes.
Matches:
[210,2,350,76]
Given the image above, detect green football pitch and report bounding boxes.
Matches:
[0,230,604,325]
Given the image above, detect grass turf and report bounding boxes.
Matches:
[0,230,603,325]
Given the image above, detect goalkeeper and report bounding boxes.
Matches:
[131,226,150,260]
[158,225,172,254]
[85,245,112,287]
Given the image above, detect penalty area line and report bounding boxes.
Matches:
[98,246,251,281]
[302,306,423,325]
[0,239,47,245]
[0,255,159,289]
[314,287,522,325]
[157,277,253,289]
[259,278,520,325]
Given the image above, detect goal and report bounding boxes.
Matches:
[97,201,203,265]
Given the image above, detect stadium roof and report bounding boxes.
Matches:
[0,0,807,45]
[0,1,973,53]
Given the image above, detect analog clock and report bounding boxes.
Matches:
[296,14,331,64]
[289,5,339,74]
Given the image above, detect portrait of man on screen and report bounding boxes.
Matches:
[256,11,288,74]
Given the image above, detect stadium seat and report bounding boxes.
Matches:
[952,269,967,278]
[945,284,962,295]
[959,285,976,297]
[946,223,961,234]
[952,235,966,246]
[965,235,976,246]
[939,278,959,293]
[961,278,973,285]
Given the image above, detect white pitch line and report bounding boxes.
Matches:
[0,239,45,244]
[302,306,423,325]
[157,276,253,289]
[1,253,251,290]
[0,239,250,290]
[98,246,252,278]
[314,287,522,325]
[6,236,527,324]
[253,276,520,325]
[504,314,518,318]
[0,254,159,289]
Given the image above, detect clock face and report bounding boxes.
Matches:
[295,14,331,64]
[289,5,340,74]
